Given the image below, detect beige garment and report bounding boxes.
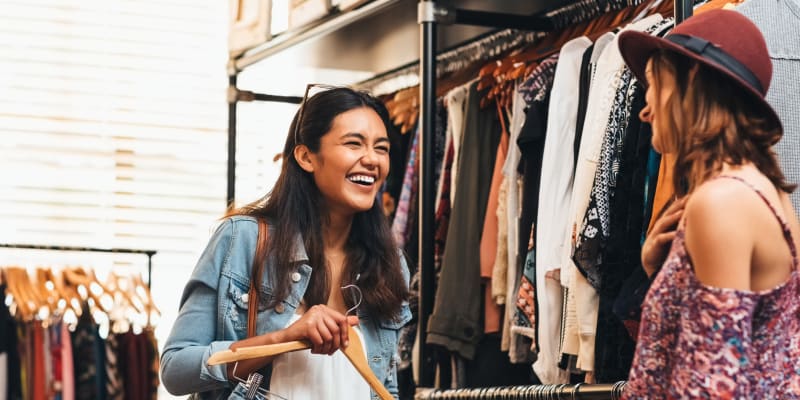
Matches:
[493,179,509,304]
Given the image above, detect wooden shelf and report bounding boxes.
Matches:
[231,0,407,74]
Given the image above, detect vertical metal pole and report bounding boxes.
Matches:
[418,0,437,388]
[675,0,693,23]
[227,74,238,209]
[147,252,153,289]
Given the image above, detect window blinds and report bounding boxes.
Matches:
[0,0,229,257]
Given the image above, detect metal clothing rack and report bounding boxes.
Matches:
[414,0,693,387]
[415,382,627,400]
[0,243,157,288]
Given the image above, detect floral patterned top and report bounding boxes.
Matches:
[624,176,800,399]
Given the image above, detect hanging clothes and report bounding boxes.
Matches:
[0,285,21,400]
[507,54,560,365]
[738,0,800,211]
[532,35,593,384]
[480,125,508,335]
[445,84,471,209]
[391,126,420,248]
[61,321,74,400]
[563,14,665,375]
[593,83,649,383]
[427,81,502,360]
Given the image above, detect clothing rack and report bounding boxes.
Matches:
[415,382,627,400]
[0,243,157,288]
[414,0,693,387]
[357,28,546,95]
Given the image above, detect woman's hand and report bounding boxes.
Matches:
[285,304,359,355]
[641,197,687,277]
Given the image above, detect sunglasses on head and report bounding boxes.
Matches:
[293,83,342,147]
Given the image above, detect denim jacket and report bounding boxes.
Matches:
[161,216,412,400]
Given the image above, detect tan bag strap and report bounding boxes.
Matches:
[247,219,269,338]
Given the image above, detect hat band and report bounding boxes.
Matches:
[666,34,764,94]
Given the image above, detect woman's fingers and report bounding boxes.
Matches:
[300,305,354,354]
[657,231,677,245]
[652,204,684,235]
[322,315,341,355]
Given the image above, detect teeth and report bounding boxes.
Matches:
[348,175,375,184]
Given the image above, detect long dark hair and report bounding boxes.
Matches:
[231,87,409,321]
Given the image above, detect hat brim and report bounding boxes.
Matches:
[618,30,782,131]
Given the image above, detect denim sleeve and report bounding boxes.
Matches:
[385,252,413,398]
[160,220,237,395]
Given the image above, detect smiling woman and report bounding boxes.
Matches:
[160,86,411,400]
[294,107,391,219]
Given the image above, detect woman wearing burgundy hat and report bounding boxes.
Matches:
[617,9,800,398]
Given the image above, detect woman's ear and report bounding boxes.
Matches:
[294,145,315,173]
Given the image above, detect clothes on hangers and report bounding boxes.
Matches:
[391,126,420,248]
[427,81,502,360]
[480,123,508,335]
[532,35,594,384]
[507,54,560,365]
[0,267,160,400]
[738,0,800,212]
[562,14,665,377]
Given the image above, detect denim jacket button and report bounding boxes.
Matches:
[275,303,285,313]
[291,272,302,282]
[241,293,249,303]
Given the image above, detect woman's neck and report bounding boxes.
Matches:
[322,212,352,253]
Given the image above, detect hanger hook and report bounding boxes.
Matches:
[341,276,363,317]
[231,362,288,400]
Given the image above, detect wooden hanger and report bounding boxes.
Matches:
[62,267,111,313]
[208,325,394,400]
[131,272,160,328]
[34,267,68,317]
[5,267,41,320]
[105,271,146,314]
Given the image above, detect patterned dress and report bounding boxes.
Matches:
[624,176,800,399]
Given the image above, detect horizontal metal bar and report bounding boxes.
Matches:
[250,92,303,104]
[415,382,627,400]
[233,0,405,73]
[0,243,157,256]
[228,87,303,104]
[452,8,555,31]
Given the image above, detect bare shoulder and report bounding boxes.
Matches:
[684,179,756,290]
[686,178,758,226]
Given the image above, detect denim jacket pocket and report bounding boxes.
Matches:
[227,278,271,334]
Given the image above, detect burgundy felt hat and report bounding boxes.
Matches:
[618,9,781,128]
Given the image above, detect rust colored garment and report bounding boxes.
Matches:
[481,127,510,334]
[647,153,676,232]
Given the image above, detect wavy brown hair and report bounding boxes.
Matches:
[648,50,795,197]
[227,87,409,322]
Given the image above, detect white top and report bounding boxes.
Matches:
[532,35,593,385]
[445,82,472,207]
[269,314,370,400]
